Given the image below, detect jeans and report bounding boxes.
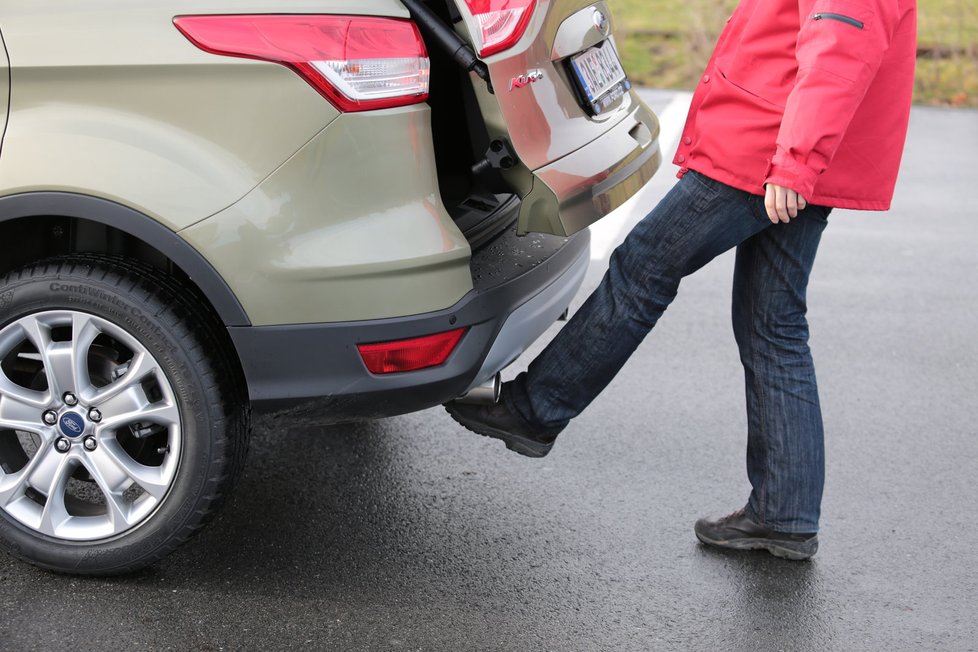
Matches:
[507,171,829,533]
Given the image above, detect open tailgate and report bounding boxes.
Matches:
[450,0,661,236]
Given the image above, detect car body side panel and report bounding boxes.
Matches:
[180,106,473,326]
[0,0,412,230]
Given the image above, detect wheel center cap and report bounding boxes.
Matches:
[59,412,86,438]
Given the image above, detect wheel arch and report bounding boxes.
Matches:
[0,192,250,327]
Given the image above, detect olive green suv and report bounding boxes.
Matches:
[0,0,660,574]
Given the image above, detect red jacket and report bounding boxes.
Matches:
[674,0,917,210]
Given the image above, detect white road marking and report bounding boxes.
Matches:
[589,91,693,261]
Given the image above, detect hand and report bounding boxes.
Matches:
[764,183,808,224]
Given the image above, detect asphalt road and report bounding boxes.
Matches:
[2,93,976,651]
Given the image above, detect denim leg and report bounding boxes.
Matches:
[507,172,769,430]
[733,207,829,533]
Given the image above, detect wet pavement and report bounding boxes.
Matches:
[1,95,976,651]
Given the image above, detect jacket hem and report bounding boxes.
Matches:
[677,162,765,197]
[676,162,893,211]
[806,195,891,211]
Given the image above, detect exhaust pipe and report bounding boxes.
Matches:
[453,373,501,405]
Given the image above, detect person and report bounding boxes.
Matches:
[446,0,918,560]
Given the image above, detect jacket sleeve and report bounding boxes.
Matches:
[764,0,903,197]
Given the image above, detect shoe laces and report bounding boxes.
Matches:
[716,508,747,526]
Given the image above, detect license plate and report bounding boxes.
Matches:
[569,41,631,115]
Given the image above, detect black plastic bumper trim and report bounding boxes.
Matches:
[231,229,590,423]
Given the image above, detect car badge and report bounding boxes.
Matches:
[59,412,86,438]
[510,69,544,91]
[593,9,610,35]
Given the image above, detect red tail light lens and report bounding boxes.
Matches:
[174,15,430,112]
[461,0,537,57]
[357,328,467,374]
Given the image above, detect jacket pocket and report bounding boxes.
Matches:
[798,0,879,82]
[810,12,865,29]
[716,68,786,110]
[807,0,875,33]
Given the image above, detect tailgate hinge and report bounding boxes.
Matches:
[400,0,494,93]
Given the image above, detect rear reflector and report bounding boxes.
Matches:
[461,0,537,57]
[174,15,430,112]
[357,328,467,374]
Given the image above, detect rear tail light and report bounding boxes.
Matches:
[174,15,430,112]
[461,0,537,57]
[357,328,467,374]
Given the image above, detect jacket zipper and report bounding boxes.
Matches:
[810,12,865,29]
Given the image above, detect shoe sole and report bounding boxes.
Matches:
[695,530,817,561]
[444,404,553,458]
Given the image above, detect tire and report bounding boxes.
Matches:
[0,255,248,575]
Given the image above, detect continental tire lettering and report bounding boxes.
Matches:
[51,283,171,353]
[51,283,129,311]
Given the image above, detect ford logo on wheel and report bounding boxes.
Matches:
[59,412,86,438]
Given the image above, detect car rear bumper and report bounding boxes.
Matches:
[230,228,590,424]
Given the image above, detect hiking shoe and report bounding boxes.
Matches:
[444,391,562,458]
[694,508,818,560]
